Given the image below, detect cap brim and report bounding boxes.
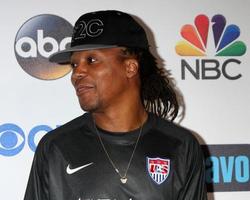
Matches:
[49,44,118,64]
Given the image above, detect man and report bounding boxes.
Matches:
[24,10,207,200]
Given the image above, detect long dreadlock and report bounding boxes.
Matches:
[122,47,179,121]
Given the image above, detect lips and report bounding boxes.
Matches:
[75,84,95,96]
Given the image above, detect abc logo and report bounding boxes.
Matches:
[14,14,73,80]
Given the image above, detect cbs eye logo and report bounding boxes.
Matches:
[14,14,73,80]
[0,123,57,156]
[0,124,25,156]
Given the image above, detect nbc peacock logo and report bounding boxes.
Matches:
[176,14,246,56]
[176,14,247,80]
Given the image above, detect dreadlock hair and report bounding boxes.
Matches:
[121,47,179,121]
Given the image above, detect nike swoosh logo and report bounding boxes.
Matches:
[66,162,94,174]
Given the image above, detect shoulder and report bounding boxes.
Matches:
[35,113,92,153]
[149,113,204,161]
[151,113,197,141]
[148,113,201,151]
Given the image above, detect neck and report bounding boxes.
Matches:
[91,102,148,133]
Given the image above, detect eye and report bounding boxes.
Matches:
[70,62,78,69]
[87,56,97,64]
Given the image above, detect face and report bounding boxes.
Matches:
[70,47,134,113]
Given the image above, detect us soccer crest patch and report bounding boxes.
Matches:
[147,157,170,185]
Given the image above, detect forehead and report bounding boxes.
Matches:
[70,47,125,61]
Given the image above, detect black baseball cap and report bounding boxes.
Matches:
[49,10,149,64]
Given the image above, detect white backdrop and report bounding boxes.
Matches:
[1,0,249,199]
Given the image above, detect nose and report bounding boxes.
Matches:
[71,63,88,85]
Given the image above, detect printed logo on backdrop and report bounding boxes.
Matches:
[0,124,25,156]
[202,144,250,192]
[0,123,58,156]
[14,14,73,80]
[175,14,247,80]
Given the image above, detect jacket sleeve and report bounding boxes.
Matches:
[23,136,50,200]
[178,137,207,200]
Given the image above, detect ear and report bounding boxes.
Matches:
[124,58,139,78]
